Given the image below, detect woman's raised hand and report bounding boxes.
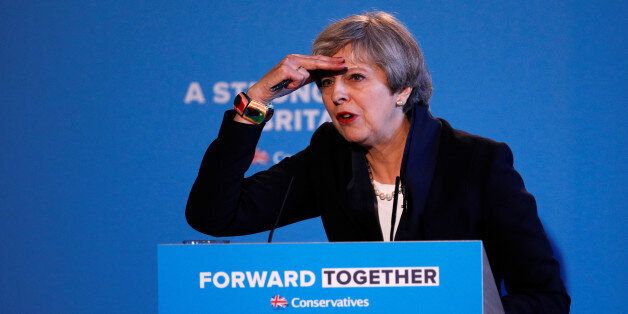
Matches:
[247,54,346,104]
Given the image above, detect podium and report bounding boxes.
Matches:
[158,241,503,313]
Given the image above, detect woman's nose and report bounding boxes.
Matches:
[331,80,348,105]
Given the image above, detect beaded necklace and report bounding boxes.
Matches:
[366,161,404,201]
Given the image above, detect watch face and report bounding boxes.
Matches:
[243,101,267,124]
[233,92,271,124]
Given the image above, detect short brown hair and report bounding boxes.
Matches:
[312,11,432,109]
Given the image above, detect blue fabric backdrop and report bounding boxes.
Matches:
[1,1,625,313]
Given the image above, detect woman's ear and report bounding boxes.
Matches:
[396,87,413,107]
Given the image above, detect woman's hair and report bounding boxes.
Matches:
[312,11,432,110]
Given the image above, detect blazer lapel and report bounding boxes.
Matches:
[420,119,475,240]
[344,147,383,241]
[396,106,442,240]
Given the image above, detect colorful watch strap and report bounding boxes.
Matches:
[233,92,274,124]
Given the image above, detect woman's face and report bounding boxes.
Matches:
[319,45,409,148]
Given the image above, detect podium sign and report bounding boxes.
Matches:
[158,241,503,313]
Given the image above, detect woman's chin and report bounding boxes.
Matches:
[339,131,369,146]
[331,122,368,144]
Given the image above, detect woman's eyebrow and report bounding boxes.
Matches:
[312,66,367,80]
[345,65,371,72]
[311,68,348,78]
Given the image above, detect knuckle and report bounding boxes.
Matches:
[280,67,292,76]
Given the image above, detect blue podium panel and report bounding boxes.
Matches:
[158,241,488,313]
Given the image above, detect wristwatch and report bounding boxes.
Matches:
[233,92,274,124]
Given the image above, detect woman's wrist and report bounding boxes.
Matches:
[232,84,271,124]
[233,85,264,124]
[246,84,272,105]
[231,90,274,125]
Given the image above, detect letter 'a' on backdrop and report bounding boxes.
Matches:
[158,241,504,313]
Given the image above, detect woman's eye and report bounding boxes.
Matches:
[348,73,365,81]
[320,78,334,87]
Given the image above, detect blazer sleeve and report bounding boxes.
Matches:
[485,143,570,313]
[186,110,320,237]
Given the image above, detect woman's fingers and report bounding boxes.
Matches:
[272,65,307,91]
[285,65,313,90]
[278,55,345,89]
[248,54,346,102]
[288,54,346,71]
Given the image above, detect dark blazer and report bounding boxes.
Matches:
[186,107,570,313]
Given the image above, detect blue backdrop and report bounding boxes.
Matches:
[1,1,625,313]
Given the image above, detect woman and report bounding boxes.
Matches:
[186,12,570,313]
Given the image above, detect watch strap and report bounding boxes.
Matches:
[233,92,274,124]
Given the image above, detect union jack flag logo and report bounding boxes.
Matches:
[252,148,270,165]
[270,294,288,309]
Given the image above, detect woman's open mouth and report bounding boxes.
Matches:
[336,111,357,124]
